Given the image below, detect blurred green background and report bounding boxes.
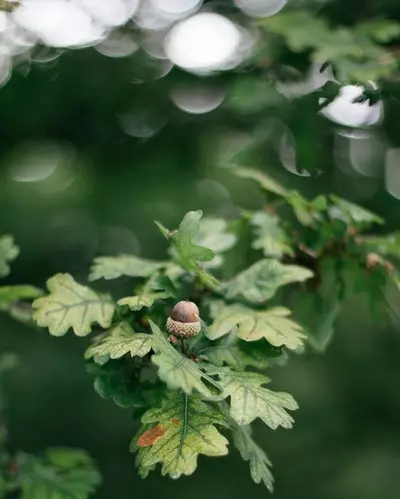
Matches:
[1,0,400,498]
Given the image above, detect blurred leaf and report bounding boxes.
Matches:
[329,195,383,228]
[0,285,43,302]
[356,19,400,43]
[85,322,153,361]
[18,448,101,499]
[294,292,342,352]
[132,391,229,479]
[233,168,288,197]
[225,259,313,303]
[252,211,293,258]
[89,255,166,281]
[0,353,18,374]
[208,301,305,350]
[149,321,220,398]
[156,211,219,289]
[193,217,236,268]
[0,235,19,278]
[261,11,332,52]
[32,273,115,336]
[359,232,400,260]
[227,77,285,114]
[261,10,397,81]
[210,368,298,428]
[232,424,274,492]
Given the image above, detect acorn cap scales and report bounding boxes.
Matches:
[166,301,201,338]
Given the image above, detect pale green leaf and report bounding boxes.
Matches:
[85,322,153,360]
[193,217,236,268]
[89,255,166,281]
[233,168,288,197]
[0,285,43,302]
[208,301,305,350]
[232,424,274,492]
[0,235,19,278]
[118,291,169,311]
[18,448,101,499]
[252,212,293,258]
[225,259,313,303]
[212,369,298,428]
[132,391,229,479]
[329,195,383,227]
[149,321,220,398]
[32,273,115,336]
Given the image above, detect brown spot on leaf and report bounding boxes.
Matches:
[171,418,180,426]
[137,425,166,447]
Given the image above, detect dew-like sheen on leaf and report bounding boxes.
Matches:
[208,301,305,350]
[225,259,313,303]
[212,369,298,428]
[32,273,115,336]
[89,255,166,281]
[132,391,229,479]
[149,321,220,398]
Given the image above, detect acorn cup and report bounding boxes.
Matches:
[166,301,201,339]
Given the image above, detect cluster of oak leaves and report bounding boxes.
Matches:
[1,168,400,497]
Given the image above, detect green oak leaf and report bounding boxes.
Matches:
[156,211,218,289]
[208,301,305,350]
[86,359,151,409]
[149,321,220,398]
[197,328,280,370]
[118,291,169,311]
[232,424,274,492]
[85,322,153,361]
[18,448,101,499]
[329,195,383,228]
[0,235,19,278]
[225,259,313,303]
[132,391,229,479]
[212,369,298,428]
[252,212,293,258]
[32,273,115,336]
[89,255,166,281]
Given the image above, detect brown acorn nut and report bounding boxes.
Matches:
[166,301,201,338]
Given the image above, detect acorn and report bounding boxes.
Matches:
[166,301,201,338]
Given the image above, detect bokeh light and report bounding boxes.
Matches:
[234,0,287,18]
[320,85,383,127]
[164,12,242,73]
[170,84,226,114]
